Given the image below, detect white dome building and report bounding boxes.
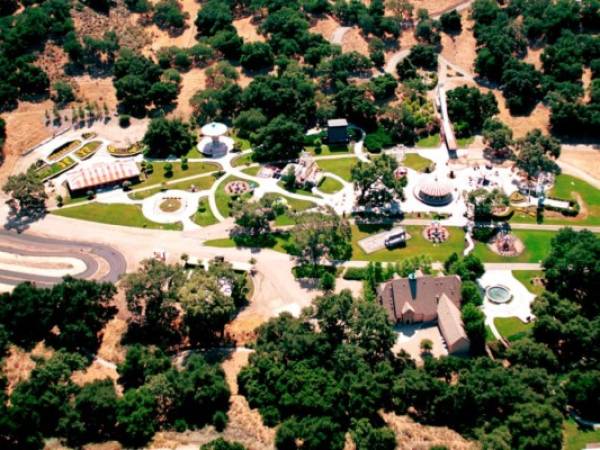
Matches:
[415,177,454,206]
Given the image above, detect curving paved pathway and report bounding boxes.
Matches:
[0,229,126,287]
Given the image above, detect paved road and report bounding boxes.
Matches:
[0,229,126,287]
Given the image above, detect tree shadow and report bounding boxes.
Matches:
[3,207,47,233]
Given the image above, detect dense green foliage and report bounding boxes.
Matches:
[0,277,116,354]
[446,86,498,137]
[143,117,195,158]
[239,290,402,449]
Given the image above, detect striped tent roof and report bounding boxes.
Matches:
[66,160,140,191]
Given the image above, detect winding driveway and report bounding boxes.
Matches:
[0,229,126,287]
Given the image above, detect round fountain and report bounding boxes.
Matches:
[486,284,513,304]
[197,122,233,157]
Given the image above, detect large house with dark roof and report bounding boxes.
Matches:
[378,273,470,354]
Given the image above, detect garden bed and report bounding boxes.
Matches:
[318,176,344,194]
[107,143,144,157]
[47,140,81,161]
[35,157,78,181]
[74,141,102,160]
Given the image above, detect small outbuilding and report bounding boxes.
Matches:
[327,118,349,144]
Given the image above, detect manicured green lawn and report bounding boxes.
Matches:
[134,161,220,189]
[52,203,182,230]
[563,419,600,450]
[512,270,545,296]
[233,136,252,150]
[473,230,556,263]
[231,152,254,167]
[318,176,344,194]
[416,133,440,148]
[128,174,217,200]
[351,225,465,262]
[277,180,319,198]
[204,234,290,253]
[403,153,434,172]
[494,317,533,342]
[215,176,253,218]
[306,143,351,156]
[241,165,260,176]
[261,193,316,226]
[457,136,475,147]
[511,174,600,225]
[485,325,497,343]
[192,197,218,226]
[317,157,357,181]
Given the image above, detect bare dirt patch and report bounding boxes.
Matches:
[382,411,477,450]
[412,0,471,16]
[73,3,149,52]
[342,27,370,56]
[309,15,341,42]
[560,145,600,180]
[72,75,119,110]
[524,46,543,70]
[171,67,207,118]
[583,67,592,102]
[71,360,120,389]
[233,17,265,43]
[140,0,201,56]
[2,342,54,394]
[0,100,55,182]
[35,43,70,86]
[492,90,551,138]
[441,10,476,74]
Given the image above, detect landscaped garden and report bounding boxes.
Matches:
[318,176,344,194]
[511,175,600,225]
[107,142,144,157]
[473,230,557,263]
[262,193,316,226]
[494,316,533,342]
[52,203,182,230]
[241,165,260,176]
[47,140,81,161]
[192,197,218,226]
[215,176,253,217]
[403,153,435,172]
[128,174,217,200]
[133,161,220,190]
[317,157,357,181]
[74,141,102,160]
[350,225,465,262]
[35,157,78,181]
[512,270,545,296]
[231,152,254,167]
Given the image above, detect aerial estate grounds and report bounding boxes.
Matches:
[2,0,600,448]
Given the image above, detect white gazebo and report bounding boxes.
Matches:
[197,122,234,157]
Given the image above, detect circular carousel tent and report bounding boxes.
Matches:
[415,177,454,206]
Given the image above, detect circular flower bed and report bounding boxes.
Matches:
[225,180,251,195]
[159,197,183,213]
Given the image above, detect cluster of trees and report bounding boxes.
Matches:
[332,0,400,38]
[443,253,486,354]
[113,49,180,116]
[122,258,248,348]
[63,30,120,75]
[238,289,404,450]
[446,85,498,137]
[470,0,600,136]
[0,346,230,449]
[142,117,195,158]
[0,277,116,356]
[351,153,405,209]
